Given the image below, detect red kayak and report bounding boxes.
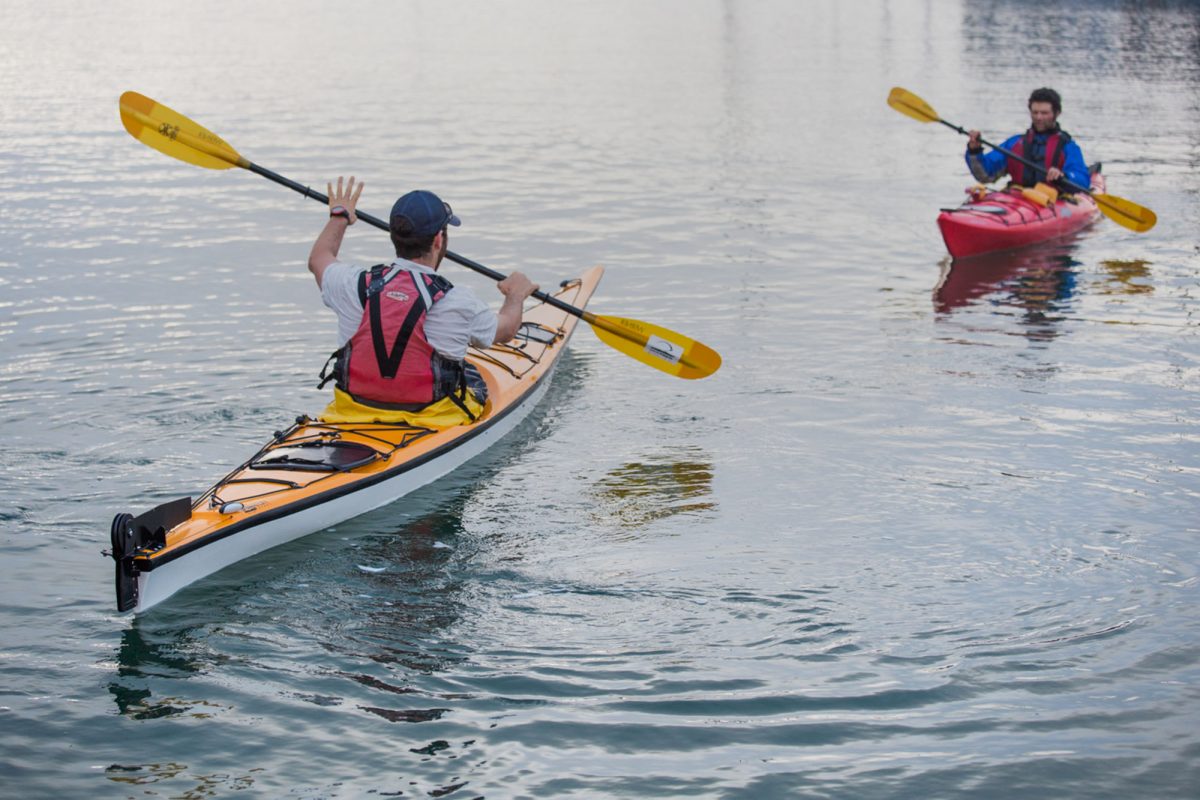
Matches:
[937,172,1105,259]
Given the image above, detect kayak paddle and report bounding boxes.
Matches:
[118,91,721,380]
[887,87,1156,233]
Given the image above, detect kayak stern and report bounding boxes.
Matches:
[109,497,192,612]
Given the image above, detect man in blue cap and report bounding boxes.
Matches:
[308,176,539,425]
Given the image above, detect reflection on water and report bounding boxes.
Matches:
[108,623,213,720]
[1009,257,1077,342]
[1098,258,1154,295]
[277,504,478,733]
[105,622,249,794]
[934,246,1080,342]
[109,505,471,720]
[330,508,470,726]
[101,501,485,795]
[104,762,261,794]
[339,509,469,674]
[590,447,715,529]
[964,0,1200,79]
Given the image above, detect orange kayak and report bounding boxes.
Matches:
[109,266,603,613]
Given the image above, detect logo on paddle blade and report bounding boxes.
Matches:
[645,335,683,364]
[385,291,410,302]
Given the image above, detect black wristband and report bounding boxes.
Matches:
[330,205,350,220]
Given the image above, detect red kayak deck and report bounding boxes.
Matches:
[937,174,1104,259]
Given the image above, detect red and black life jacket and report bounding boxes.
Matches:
[1007,127,1071,187]
[319,264,476,418]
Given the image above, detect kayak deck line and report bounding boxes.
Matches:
[202,418,435,509]
[942,190,1084,226]
[108,268,603,613]
[470,320,562,377]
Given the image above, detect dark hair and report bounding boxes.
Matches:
[390,219,441,260]
[1028,87,1062,115]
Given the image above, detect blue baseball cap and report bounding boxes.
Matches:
[389,190,461,237]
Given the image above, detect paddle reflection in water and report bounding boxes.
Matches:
[589,446,715,531]
[1098,258,1155,296]
[934,245,1080,342]
[103,762,259,794]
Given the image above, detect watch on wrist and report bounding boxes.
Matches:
[330,205,350,220]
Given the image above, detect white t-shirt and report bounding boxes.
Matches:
[320,259,498,360]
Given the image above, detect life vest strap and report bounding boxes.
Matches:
[317,347,343,389]
[370,290,427,379]
[444,365,480,423]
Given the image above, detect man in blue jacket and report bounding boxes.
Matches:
[966,88,1090,191]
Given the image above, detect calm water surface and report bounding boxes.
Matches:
[2,1,1198,797]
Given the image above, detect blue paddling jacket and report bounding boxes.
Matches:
[966,127,1090,191]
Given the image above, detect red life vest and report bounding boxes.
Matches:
[327,264,467,411]
[1007,127,1070,187]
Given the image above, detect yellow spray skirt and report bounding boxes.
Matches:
[320,386,486,429]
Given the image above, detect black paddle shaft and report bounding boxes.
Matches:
[937,119,1092,197]
[244,162,585,319]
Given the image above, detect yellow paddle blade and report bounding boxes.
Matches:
[1094,193,1157,233]
[887,86,940,123]
[585,313,721,380]
[119,91,247,170]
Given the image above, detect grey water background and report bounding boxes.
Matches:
[1,0,1197,796]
